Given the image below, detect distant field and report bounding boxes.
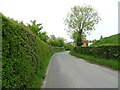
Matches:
[91,34,120,46]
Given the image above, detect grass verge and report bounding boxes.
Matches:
[30,50,65,88]
[70,50,119,70]
[30,53,51,88]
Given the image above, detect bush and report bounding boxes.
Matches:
[50,46,65,54]
[74,45,120,60]
[70,50,119,70]
[2,14,64,88]
[64,43,74,51]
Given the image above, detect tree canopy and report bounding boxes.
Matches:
[48,35,65,47]
[27,20,43,35]
[64,5,101,46]
[64,43,73,50]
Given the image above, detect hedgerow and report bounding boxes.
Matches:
[70,50,119,69]
[2,14,64,88]
[50,46,65,54]
[74,45,120,60]
[0,13,2,88]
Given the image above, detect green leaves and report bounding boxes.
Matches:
[64,43,73,50]
[70,50,119,70]
[64,5,101,46]
[27,20,43,35]
[74,45,120,60]
[2,15,50,88]
[2,14,66,88]
[48,35,65,47]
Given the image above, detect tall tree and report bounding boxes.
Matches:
[27,20,43,35]
[72,31,86,46]
[64,5,101,46]
[48,35,65,47]
[38,31,49,43]
[50,35,56,40]
[100,35,103,39]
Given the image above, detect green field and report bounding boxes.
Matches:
[91,34,120,46]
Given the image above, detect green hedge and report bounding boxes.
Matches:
[2,15,64,88]
[74,45,120,60]
[50,46,65,54]
[0,13,2,89]
[70,50,119,69]
[64,43,74,51]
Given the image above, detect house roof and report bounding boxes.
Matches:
[82,41,86,43]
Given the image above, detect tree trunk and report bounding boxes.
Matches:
[76,30,83,46]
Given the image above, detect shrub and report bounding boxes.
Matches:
[70,50,119,70]
[64,43,74,51]
[74,45,120,60]
[50,46,65,54]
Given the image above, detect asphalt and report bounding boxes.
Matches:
[42,51,118,88]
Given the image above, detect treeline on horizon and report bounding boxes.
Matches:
[6,16,73,50]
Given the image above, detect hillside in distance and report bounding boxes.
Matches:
[91,33,120,46]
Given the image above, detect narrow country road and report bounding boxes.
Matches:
[43,51,118,88]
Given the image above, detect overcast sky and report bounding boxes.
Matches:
[0,0,119,42]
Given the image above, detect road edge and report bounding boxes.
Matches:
[41,54,55,88]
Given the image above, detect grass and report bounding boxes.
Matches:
[30,54,51,88]
[70,50,119,70]
[91,34,120,46]
[30,50,65,88]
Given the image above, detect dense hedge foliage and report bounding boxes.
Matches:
[50,47,65,53]
[2,15,64,88]
[64,43,73,51]
[70,50,119,69]
[0,13,2,88]
[74,45,120,60]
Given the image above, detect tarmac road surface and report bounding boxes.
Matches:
[42,51,118,88]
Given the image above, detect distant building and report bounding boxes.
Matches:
[88,42,93,46]
[72,40,93,47]
[82,41,87,47]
